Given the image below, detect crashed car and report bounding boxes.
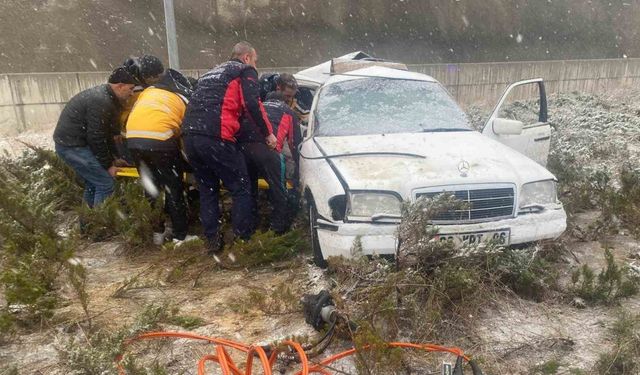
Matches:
[294,53,567,267]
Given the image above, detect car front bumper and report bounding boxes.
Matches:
[317,207,567,259]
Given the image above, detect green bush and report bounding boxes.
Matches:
[325,195,563,363]
[396,194,463,269]
[489,246,557,301]
[0,365,19,375]
[609,166,640,239]
[59,303,180,374]
[0,153,83,331]
[223,229,307,268]
[78,181,162,249]
[546,151,595,215]
[530,359,562,374]
[351,322,405,374]
[595,311,640,374]
[571,248,639,305]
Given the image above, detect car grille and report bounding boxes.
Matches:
[415,187,515,223]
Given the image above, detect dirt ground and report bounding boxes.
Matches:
[3,91,640,374]
[1,211,639,374]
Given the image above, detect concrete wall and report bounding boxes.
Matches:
[411,58,640,107]
[1,58,639,136]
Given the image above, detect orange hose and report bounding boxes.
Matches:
[216,345,232,375]
[197,355,219,375]
[115,330,474,375]
[126,331,249,351]
[220,346,245,375]
[302,342,469,374]
[281,340,309,375]
[245,345,272,375]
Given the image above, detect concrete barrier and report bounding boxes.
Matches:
[1,58,639,136]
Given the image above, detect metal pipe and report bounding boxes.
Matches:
[163,0,180,69]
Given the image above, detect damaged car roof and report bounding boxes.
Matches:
[322,66,437,85]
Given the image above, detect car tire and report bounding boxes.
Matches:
[308,201,328,268]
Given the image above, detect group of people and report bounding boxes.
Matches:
[53,41,305,254]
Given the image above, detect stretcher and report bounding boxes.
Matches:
[116,167,293,190]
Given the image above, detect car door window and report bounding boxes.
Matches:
[496,84,542,127]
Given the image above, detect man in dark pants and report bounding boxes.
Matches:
[126,69,195,245]
[181,41,276,254]
[53,67,136,208]
[238,91,300,234]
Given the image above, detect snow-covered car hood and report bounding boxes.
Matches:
[313,132,556,198]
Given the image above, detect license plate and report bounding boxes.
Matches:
[435,228,511,246]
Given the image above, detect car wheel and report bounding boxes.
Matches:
[308,201,328,268]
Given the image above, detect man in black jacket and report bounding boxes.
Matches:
[238,91,300,234]
[181,41,275,253]
[54,67,136,207]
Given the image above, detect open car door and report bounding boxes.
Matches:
[481,78,550,166]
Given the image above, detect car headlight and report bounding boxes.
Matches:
[347,192,402,220]
[519,180,558,210]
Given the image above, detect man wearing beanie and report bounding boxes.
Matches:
[53,67,136,208]
[116,55,166,164]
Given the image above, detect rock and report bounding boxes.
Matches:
[572,297,587,309]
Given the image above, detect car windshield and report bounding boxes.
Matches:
[315,78,471,136]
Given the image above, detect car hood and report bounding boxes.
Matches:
[313,132,555,198]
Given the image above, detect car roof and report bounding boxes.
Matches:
[323,66,438,85]
[294,51,368,84]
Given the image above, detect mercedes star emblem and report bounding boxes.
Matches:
[458,160,470,177]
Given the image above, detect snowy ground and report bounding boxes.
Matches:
[0,127,54,158]
[2,90,640,374]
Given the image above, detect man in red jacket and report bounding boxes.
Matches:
[181,41,276,254]
[237,91,300,235]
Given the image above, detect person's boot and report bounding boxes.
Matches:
[172,234,199,248]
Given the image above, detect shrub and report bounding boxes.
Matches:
[570,247,639,305]
[78,181,162,249]
[223,229,308,268]
[530,359,562,374]
[325,195,562,369]
[3,145,83,211]
[59,303,191,374]
[595,311,640,374]
[489,245,558,301]
[610,166,640,239]
[0,153,85,332]
[396,194,463,269]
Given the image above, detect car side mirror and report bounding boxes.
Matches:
[492,118,524,135]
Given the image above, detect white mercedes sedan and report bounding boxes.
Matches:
[294,56,566,267]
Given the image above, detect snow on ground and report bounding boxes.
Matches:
[468,89,640,177]
[0,127,54,157]
[2,91,640,373]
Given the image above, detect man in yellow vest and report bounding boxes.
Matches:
[115,55,165,165]
[126,68,196,245]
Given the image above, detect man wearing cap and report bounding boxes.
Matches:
[53,67,136,208]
